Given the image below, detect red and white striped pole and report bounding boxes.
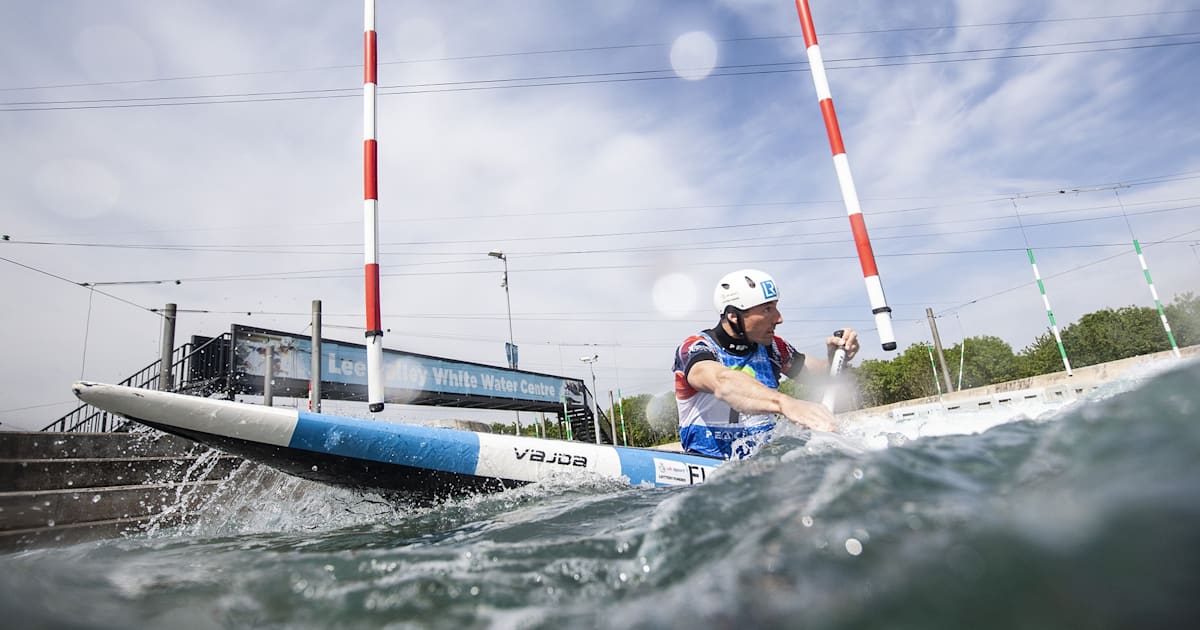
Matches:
[363,0,385,412]
[793,0,897,351]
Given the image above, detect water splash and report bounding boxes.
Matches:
[4,360,1197,629]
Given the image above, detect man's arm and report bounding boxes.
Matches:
[686,360,836,431]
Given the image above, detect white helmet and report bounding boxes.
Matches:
[713,269,779,313]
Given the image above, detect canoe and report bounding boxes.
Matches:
[72,382,722,501]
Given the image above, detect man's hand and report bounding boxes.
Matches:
[827,327,860,362]
[779,397,837,432]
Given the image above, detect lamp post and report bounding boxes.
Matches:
[580,354,601,444]
[489,250,520,435]
[488,250,516,370]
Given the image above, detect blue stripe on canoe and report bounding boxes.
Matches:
[290,411,482,476]
[614,448,723,486]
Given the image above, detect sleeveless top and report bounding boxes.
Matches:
[673,326,804,459]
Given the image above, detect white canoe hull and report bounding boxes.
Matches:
[72,382,722,500]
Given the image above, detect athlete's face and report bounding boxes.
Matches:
[740,300,783,345]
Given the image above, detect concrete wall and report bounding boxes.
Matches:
[842,345,1199,422]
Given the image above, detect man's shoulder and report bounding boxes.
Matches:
[679,331,715,348]
[677,332,718,360]
[769,336,806,374]
[769,336,803,364]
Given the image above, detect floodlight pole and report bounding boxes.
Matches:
[489,250,521,434]
[488,250,516,369]
[581,354,601,444]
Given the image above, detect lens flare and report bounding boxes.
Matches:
[669,31,717,81]
[652,272,697,318]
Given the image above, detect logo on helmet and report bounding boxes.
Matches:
[760,279,777,301]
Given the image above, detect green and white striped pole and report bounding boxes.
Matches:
[957,336,966,391]
[617,389,628,446]
[1133,239,1181,359]
[926,345,943,398]
[955,313,966,391]
[561,394,573,441]
[1027,248,1073,376]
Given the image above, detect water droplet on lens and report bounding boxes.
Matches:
[801,515,814,527]
[852,468,864,480]
[470,586,480,596]
[92,495,102,503]
[845,538,863,556]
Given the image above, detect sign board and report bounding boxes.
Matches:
[230,325,583,412]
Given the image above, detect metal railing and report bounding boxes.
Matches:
[565,388,613,445]
[42,333,232,433]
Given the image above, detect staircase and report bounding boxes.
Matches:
[0,431,243,551]
[566,390,614,445]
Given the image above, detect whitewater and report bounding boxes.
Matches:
[2,358,1197,629]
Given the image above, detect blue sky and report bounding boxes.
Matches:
[2,1,1198,430]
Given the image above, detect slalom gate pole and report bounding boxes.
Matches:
[926,345,943,398]
[363,0,385,412]
[617,389,628,446]
[957,334,965,391]
[607,391,618,447]
[562,394,573,441]
[1115,190,1181,358]
[1026,248,1073,376]
[1133,239,1182,358]
[792,0,896,352]
[821,329,846,412]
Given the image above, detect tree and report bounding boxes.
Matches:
[1163,292,1200,347]
[943,335,1020,390]
[853,358,898,408]
[1064,306,1163,366]
[1016,329,1065,377]
[1017,296,1198,377]
[608,393,677,447]
[854,343,944,406]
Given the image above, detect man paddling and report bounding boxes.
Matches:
[673,269,859,460]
